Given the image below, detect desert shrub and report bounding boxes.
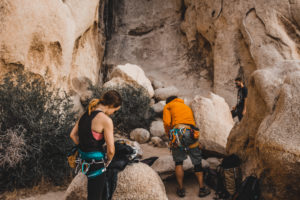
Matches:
[0,70,75,192]
[89,83,155,135]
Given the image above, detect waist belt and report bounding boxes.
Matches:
[173,124,192,129]
[78,149,106,179]
[78,149,105,160]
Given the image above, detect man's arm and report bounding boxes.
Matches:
[243,98,247,115]
[163,105,171,136]
[242,87,248,115]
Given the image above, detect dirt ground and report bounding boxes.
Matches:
[19,144,215,200]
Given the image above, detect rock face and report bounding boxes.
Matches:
[0,0,104,110]
[103,0,213,98]
[112,163,168,200]
[191,93,234,154]
[182,1,300,199]
[130,128,150,144]
[109,64,154,97]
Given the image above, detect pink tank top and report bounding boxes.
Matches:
[92,130,104,141]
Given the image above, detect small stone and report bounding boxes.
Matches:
[150,120,165,137]
[151,101,166,113]
[130,128,150,144]
[151,137,167,148]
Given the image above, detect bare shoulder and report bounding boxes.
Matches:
[94,112,112,125]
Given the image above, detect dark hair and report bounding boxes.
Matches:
[166,96,178,104]
[235,77,242,82]
[88,90,122,115]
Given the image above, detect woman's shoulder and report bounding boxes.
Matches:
[94,111,112,124]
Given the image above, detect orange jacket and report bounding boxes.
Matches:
[163,98,196,134]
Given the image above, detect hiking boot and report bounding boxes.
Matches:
[176,188,185,198]
[198,186,211,197]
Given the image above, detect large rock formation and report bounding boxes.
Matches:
[191,93,234,154]
[113,163,168,200]
[65,163,168,200]
[0,0,104,109]
[181,0,300,199]
[108,63,154,97]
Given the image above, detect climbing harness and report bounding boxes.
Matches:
[75,149,106,179]
[169,125,200,151]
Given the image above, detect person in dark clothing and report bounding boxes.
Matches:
[231,77,248,121]
[70,90,122,200]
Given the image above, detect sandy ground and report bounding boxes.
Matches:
[20,144,215,200]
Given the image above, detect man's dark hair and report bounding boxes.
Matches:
[235,77,242,82]
[166,96,178,104]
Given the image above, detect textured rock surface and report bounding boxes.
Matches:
[0,0,104,110]
[64,173,87,200]
[64,163,167,200]
[191,93,234,154]
[109,64,154,97]
[150,120,165,138]
[104,0,213,99]
[130,128,150,144]
[154,86,179,101]
[151,101,166,113]
[112,162,168,200]
[150,136,166,148]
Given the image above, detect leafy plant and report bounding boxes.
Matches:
[0,69,76,192]
[88,82,155,135]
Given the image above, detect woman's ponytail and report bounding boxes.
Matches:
[88,99,100,115]
[88,90,122,115]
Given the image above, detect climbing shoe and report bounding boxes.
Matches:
[176,188,186,198]
[198,186,211,197]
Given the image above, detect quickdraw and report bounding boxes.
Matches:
[169,128,186,149]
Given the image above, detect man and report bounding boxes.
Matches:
[163,96,210,198]
[231,77,248,121]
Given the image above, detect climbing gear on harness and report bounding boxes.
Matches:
[173,124,200,140]
[190,126,200,140]
[169,128,185,148]
[75,149,106,179]
[169,124,200,149]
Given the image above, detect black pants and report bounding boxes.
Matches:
[88,164,106,200]
[231,109,243,121]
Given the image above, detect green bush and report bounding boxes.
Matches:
[89,83,155,135]
[0,69,75,192]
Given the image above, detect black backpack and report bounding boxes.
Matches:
[214,154,242,200]
[233,175,260,200]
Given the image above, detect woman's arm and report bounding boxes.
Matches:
[70,120,79,145]
[103,117,115,162]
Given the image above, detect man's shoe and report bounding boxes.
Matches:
[198,186,211,197]
[176,188,185,198]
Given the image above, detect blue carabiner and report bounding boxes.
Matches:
[81,161,90,175]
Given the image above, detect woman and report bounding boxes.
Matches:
[70,90,122,200]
